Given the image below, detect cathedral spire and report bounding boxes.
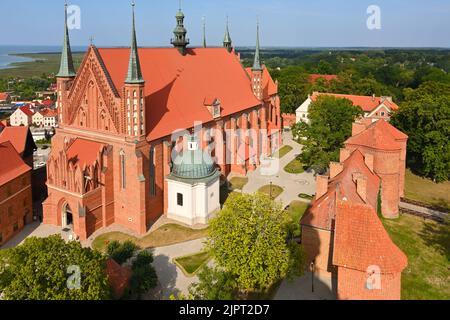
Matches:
[125,2,144,84]
[252,19,263,71]
[202,16,207,48]
[171,1,189,55]
[56,2,76,78]
[223,16,233,53]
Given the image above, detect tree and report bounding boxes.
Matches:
[206,192,303,293]
[0,236,110,300]
[189,266,237,300]
[292,95,364,172]
[107,240,139,265]
[129,251,158,299]
[391,82,450,182]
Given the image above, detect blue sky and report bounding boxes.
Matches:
[1,0,449,47]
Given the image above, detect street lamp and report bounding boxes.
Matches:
[310,261,316,293]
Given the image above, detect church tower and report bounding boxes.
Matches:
[124,2,146,140]
[56,3,76,126]
[223,17,233,53]
[171,4,189,55]
[251,21,264,100]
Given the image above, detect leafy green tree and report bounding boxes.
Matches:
[129,251,157,299]
[107,240,139,265]
[292,95,364,172]
[0,236,110,300]
[189,266,237,300]
[391,82,450,182]
[206,192,303,293]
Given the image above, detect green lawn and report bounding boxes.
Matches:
[404,169,450,210]
[383,214,450,300]
[173,251,211,276]
[258,184,284,199]
[273,145,293,159]
[91,224,208,252]
[229,177,249,191]
[0,53,85,78]
[286,201,310,237]
[284,158,305,174]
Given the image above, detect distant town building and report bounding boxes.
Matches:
[0,92,12,105]
[0,141,33,246]
[10,105,34,127]
[308,74,339,84]
[296,92,399,124]
[42,4,281,241]
[300,119,408,300]
[32,110,45,127]
[42,108,58,128]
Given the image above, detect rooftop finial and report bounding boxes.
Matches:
[252,17,263,71]
[202,16,207,48]
[171,0,189,55]
[125,1,144,84]
[223,15,233,52]
[56,1,76,78]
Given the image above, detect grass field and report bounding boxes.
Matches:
[286,201,310,237]
[404,170,450,209]
[274,145,293,159]
[229,177,249,191]
[91,224,208,252]
[0,53,84,78]
[383,214,450,300]
[258,184,284,199]
[284,158,305,174]
[173,251,211,276]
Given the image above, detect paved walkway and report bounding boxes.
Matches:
[242,131,316,208]
[274,272,335,300]
[400,202,448,220]
[146,238,208,300]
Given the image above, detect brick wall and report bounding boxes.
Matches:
[301,225,334,276]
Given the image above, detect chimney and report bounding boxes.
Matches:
[316,175,329,199]
[330,162,344,179]
[372,94,376,102]
[352,122,367,136]
[340,148,351,162]
[352,173,367,202]
[364,153,374,173]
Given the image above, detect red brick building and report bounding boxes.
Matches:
[300,119,408,300]
[0,141,33,246]
[42,4,281,240]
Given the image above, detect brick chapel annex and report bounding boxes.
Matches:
[43,3,282,240]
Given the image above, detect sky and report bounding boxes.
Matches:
[0,0,449,48]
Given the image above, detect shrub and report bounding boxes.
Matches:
[107,240,139,265]
[129,251,158,298]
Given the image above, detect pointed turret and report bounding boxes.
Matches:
[223,16,233,53]
[125,2,144,84]
[252,20,263,71]
[171,2,190,55]
[251,20,264,100]
[202,17,207,48]
[124,2,146,139]
[56,3,76,78]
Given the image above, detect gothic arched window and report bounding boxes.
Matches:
[149,146,156,196]
[120,149,126,189]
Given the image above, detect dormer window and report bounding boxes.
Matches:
[204,97,221,119]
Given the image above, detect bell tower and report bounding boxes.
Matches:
[124,2,146,140]
[171,2,189,55]
[251,20,264,100]
[56,2,76,127]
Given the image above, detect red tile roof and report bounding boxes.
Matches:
[0,126,30,155]
[18,105,34,117]
[311,92,399,113]
[42,108,58,117]
[96,47,273,141]
[0,141,31,185]
[41,99,55,107]
[245,67,278,97]
[301,149,380,230]
[333,201,408,274]
[66,138,105,168]
[106,259,132,298]
[345,119,408,151]
[309,74,338,83]
[0,92,10,101]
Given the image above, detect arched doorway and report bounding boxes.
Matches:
[62,203,73,229]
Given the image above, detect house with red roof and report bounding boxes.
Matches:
[9,105,34,127]
[0,92,12,105]
[296,92,399,124]
[300,119,408,300]
[42,4,282,241]
[0,141,33,246]
[0,126,37,167]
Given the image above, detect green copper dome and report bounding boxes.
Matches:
[171,137,216,180]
